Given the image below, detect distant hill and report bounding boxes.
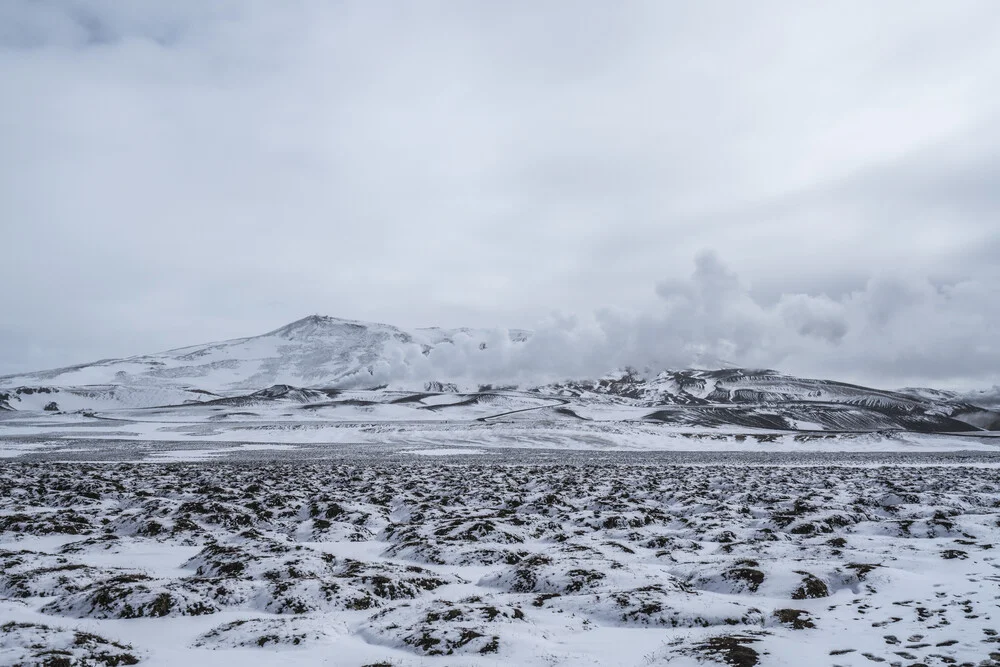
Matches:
[1,316,997,433]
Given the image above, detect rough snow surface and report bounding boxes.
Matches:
[2,457,1000,666]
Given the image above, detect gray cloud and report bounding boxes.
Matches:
[364,252,999,390]
[1,1,999,388]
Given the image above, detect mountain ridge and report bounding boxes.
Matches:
[1,315,998,434]
[0,314,531,393]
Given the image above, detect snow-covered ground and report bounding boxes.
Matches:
[2,383,999,462]
[2,457,999,666]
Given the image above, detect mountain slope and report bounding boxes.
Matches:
[535,368,1000,433]
[1,317,997,434]
[0,315,530,394]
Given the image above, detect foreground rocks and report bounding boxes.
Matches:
[1,461,999,666]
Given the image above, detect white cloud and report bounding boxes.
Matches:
[311,252,999,389]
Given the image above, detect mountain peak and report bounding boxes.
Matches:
[267,315,383,339]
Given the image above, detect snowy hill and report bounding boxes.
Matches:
[534,368,1000,433]
[1,316,998,434]
[0,315,530,397]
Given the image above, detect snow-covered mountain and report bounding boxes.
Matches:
[1,316,998,434]
[0,315,530,396]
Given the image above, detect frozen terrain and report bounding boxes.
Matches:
[1,316,997,435]
[2,456,1000,666]
[2,315,999,665]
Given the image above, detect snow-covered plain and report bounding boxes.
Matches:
[2,458,1000,666]
[2,378,999,460]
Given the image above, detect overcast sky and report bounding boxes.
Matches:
[2,1,999,389]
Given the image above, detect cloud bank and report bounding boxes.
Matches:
[334,251,999,390]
